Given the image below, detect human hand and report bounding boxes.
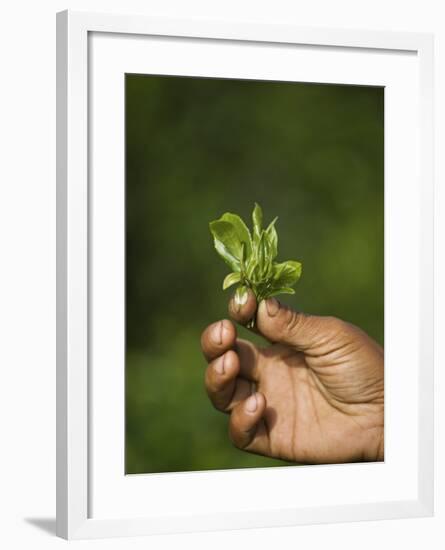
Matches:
[201,290,384,464]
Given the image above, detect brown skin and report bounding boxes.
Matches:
[201,289,384,464]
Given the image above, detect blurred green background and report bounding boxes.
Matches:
[125,74,384,474]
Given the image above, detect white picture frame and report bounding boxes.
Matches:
[56,10,434,540]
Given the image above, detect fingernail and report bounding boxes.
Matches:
[234,288,248,307]
[211,322,223,345]
[266,298,280,317]
[245,394,258,413]
[214,354,225,375]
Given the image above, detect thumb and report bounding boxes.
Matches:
[256,298,323,351]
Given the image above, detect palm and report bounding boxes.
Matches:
[248,334,383,463]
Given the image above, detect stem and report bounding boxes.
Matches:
[246,316,256,330]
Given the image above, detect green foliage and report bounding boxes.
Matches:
[210,203,302,308]
[223,271,242,290]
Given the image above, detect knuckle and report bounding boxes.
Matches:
[228,423,242,449]
[228,421,237,446]
[211,396,225,413]
[205,385,224,412]
[282,307,305,335]
[228,408,242,445]
[204,368,216,396]
[205,368,222,395]
[205,364,221,391]
[324,315,349,334]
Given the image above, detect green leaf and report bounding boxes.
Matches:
[209,203,302,306]
[265,217,278,259]
[209,220,244,271]
[220,213,252,258]
[246,252,258,281]
[222,272,242,290]
[273,260,302,287]
[260,232,274,278]
[257,232,266,275]
[252,203,263,239]
[267,287,296,298]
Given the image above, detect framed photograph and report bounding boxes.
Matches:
[56,10,434,539]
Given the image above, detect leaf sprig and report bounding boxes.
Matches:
[209,203,302,319]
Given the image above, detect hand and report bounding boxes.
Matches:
[201,290,384,464]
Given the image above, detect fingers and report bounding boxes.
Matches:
[205,350,250,412]
[228,288,257,326]
[201,319,261,379]
[234,339,261,382]
[201,319,236,361]
[229,392,269,453]
[256,298,322,351]
[205,339,262,412]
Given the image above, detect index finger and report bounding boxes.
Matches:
[201,319,236,362]
[228,288,257,326]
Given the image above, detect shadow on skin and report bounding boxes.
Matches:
[264,404,279,432]
[24,517,56,536]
